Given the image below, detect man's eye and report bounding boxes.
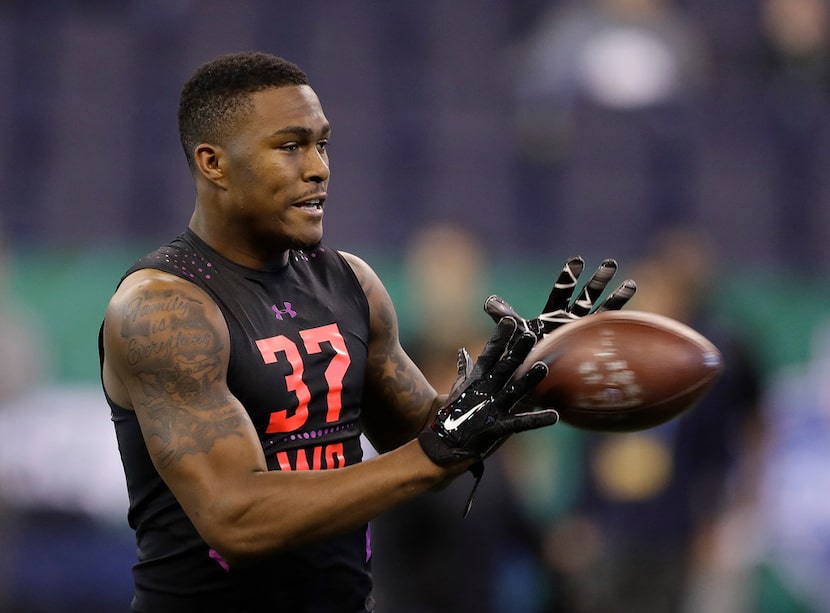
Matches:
[279,143,299,151]
[317,140,329,152]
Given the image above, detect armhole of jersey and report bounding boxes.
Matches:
[333,250,371,324]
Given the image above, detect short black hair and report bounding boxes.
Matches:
[178,51,310,171]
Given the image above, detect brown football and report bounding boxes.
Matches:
[516,310,723,432]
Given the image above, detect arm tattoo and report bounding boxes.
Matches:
[360,270,434,427]
[120,288,244,467]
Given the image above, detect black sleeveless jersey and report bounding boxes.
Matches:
[100,230,375,612]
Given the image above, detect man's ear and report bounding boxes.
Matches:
[194,143,229,189]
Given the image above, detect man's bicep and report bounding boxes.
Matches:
[340,253,440,450]
[103,273,265,477]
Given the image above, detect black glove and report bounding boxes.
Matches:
[484,256,637,338]
[418,317,557,466]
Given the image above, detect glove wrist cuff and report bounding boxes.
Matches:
[418,430,476,466]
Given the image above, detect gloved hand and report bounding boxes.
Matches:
[418,317,558,466]
[484,256,637,338]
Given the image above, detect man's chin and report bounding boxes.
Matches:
[289,236,323,252]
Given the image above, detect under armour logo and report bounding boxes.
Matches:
[271,302,297,320]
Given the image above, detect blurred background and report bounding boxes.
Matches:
[2,0,830,610]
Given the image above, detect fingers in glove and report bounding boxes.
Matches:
[484,331,539,390]
[483,294,526,326]
[494,361,548,409]
[447,347,474,402]
[541,256,585,313]
[503,406,560,433]
[456,347,473,380]
[596,279,638,312]
[487,294,546,338]
[570,259,618,317]
[474,317,520,375]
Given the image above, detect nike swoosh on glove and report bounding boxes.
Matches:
[418,317,558,466]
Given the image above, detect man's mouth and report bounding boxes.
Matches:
[295,198,325,211]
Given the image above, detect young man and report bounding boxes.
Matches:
[98,52,634,612]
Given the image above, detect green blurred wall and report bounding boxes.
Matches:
[8,247,829,384]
